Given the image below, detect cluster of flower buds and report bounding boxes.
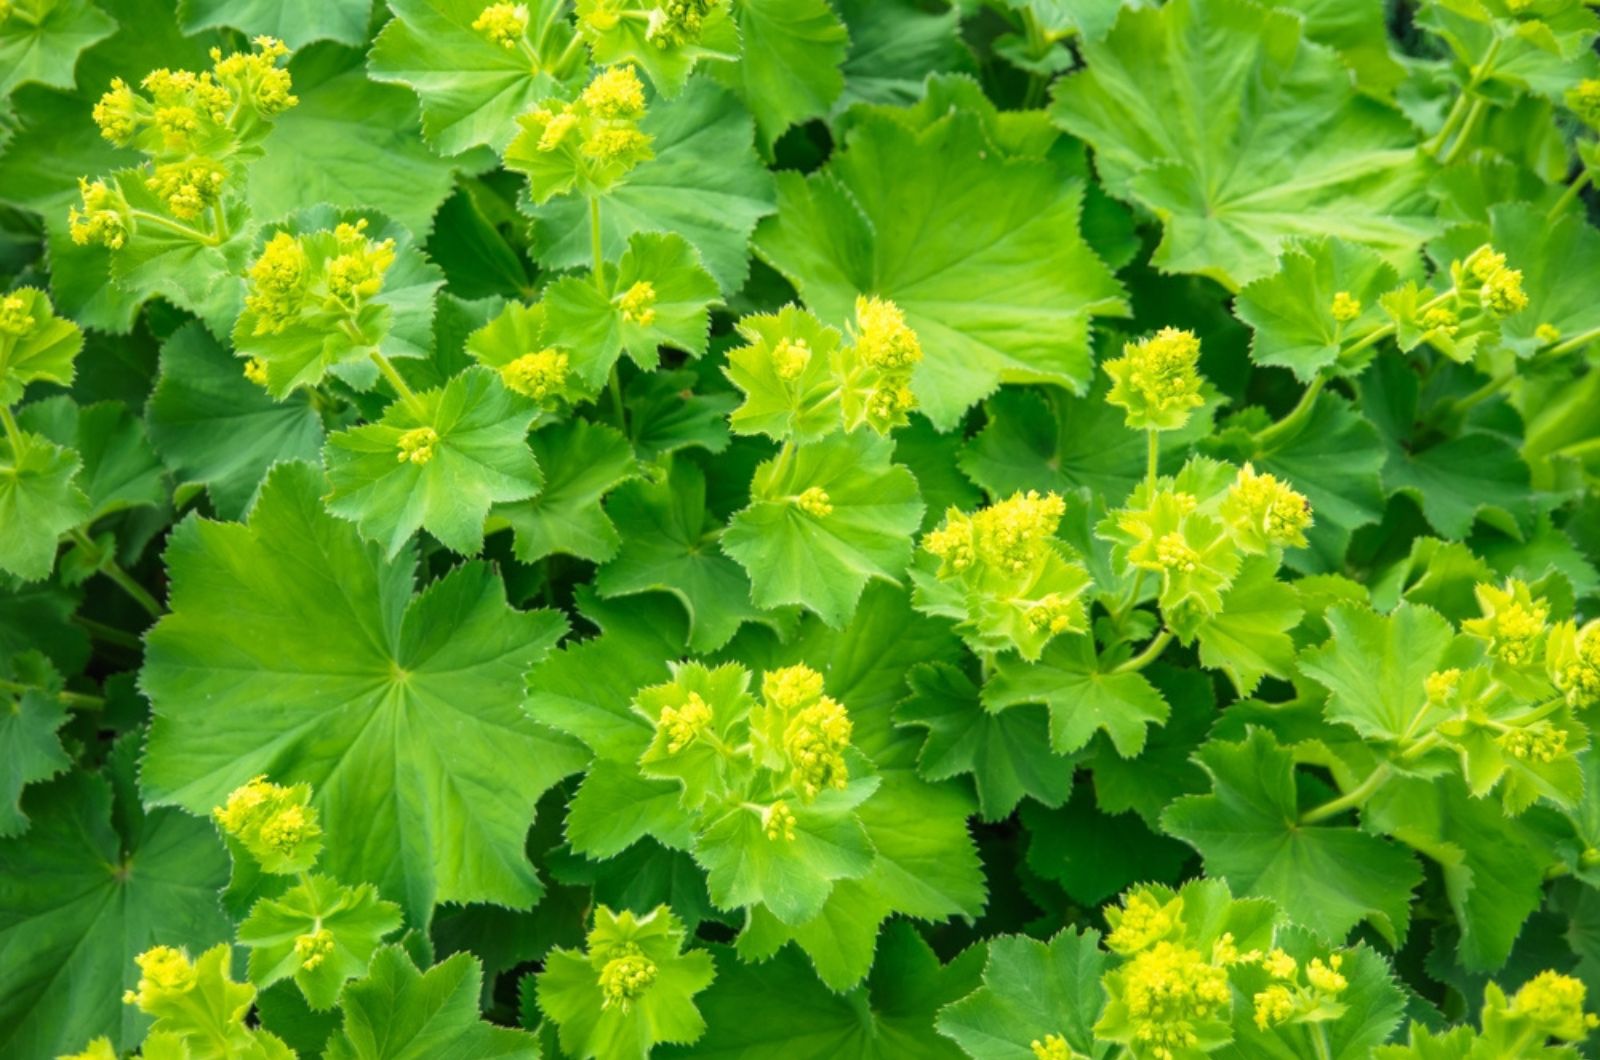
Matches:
[580,0,725,49]
[838,295,923,434]
[1104,327,1206,432]
[71,38,297,249]
[511,64,654,201]
[213,773,323,873]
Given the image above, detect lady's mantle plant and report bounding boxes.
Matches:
[2,0,1600,1057]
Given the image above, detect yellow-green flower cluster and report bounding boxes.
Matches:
[242,220,397,338]
[1030,1035,1079,1060]
[650,0,720,47]
[1462,579,1548,667]
[1510,971,1599,1041]
[1250,949,1349,1031]
[396,426,440,466]
[1121,942,1231,1058]
[841,295,922,433]
[1458,244,1529,318]
[294,928,335,971]
[598,950,658,1009]
[121,945,198,1009]
[925,490,1067,577]
[147,158,226,220]
[519,65,653,181]
[764,798,797,841]
[1330,290,1361,323]
[213,774,323,874]
[472,2,529,48]
[0,292,35,338]
[501,348,570,401]
[1106,892,1185,955]
[1220,463,1312,552]
[795,485,833,518]
[618,279,658,325]
[1104,327,1206,431]
[1567,78,1600,129]
[1548,620,1600,708]
[659,690,713,753]
[67,178,129,249]
[783,693,852,799]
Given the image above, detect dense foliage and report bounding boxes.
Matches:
[4,0,1600,1056]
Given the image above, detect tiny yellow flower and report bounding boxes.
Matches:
[784,695,852,798]
[537,110,579,152]
[1023,592,1085,636]
[771,336,811,382]
[1306,954,1347,994]
[795,486,833,518]
[853,295,922,371]
[1030,1034,1075,1060]
[1263,948,1297,980]
[396,426,440,466]
[1252,984,1296,1030]
[294,927,335,971]
[1330,290,1361,323]
[1548,620,1600,709]
[501,348,569,401]
[92,78,140,145]
[1462,580,1548,667]
[210,37,297,117]
[658,691,713,753]
[1120,942,1231,1057]
[122,946,196,1009]
[582,65,647,121]
[0,293,36,337]
[598,950,657,1009]
[472,2,529,48]
[68,178,128,250]
[617,280,658,326]
[1511,970,1600,1041]
[1536,322,1562,345]
[215,775,324,873]
[147,158,226,220]
[764,799,797,841]
[1421,305,1459,335]
[1499,723,1568,763]
[1105,891,1183,955]
[1103,327,1205,431]
[762,664,825,713]
[582,125,652,162]
[1480,267,1529,316]
[1221,463,1312,551]
[764,800,798,841]
[1567,78,1600,129]
[1424,667,1462,707]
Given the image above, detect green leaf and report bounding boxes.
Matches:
[325,366,543,557]
[566,757,697,858]
[936,928,1109,1060]
[1234,237,1403,381]
[249,49,471,238]
[722,429,924,628]
[1476,202,1600,361]
[525,75,775,295]
[524,589,684,763]
[21,396,165,522]
[595,458,767,653]
[1193,555,1302,695]
[500,418,637,564]
[694,774,879,925]
[140,462,587,921]
[0,429,88,582]
[755,106,1127,429]
[0,286,82,405]
[0,769,232,1057]
[834,0,974,110]
[1362,355,1534,540]
[0,0,116,96]
[985,634,1171,757]
[238,874,403,1011]
[543,231,719,378]
[368,0,568,155]
[145,321,324,520]
[669,922,981,1059]
[1298,600,1457,745]
[1021,787,1193,907]
[1365,773,1553,969]
[1162,728,1423,944]
[325,946,541,1059]
[576,0,740,97]
[178,0,371,48]
[1051,0,1436,288]
[536,905,716,1060]
[895,661,1074,821]
[0,657,69,837]
[723,304,844,444]
[712,0,848,148]
[737,770,987,990]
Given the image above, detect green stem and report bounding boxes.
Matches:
[1548,168,1591,221]
[368,350,423,414]
[1400,731,1442,762]
[608,366,627,433]
[1254,373,1327,450]
[1548,324,1600,358]
[1300,764,1393,825]
[1114,630,1172,674]
[0,404,26,457]
[1439,371,1514,418]
[1145,429,1159,491]
[1110,570,1145,625]
[1426,91,1473,155]
[209,198,231,243]
[0,676,104,710]
[1428,35,1502,161]
[1311,1025,1334,1060]
[68,528,162,618]
[73,614,144,651]
[553,31,585,75]
[1439,97,1488,166]
[589,195,607,296]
